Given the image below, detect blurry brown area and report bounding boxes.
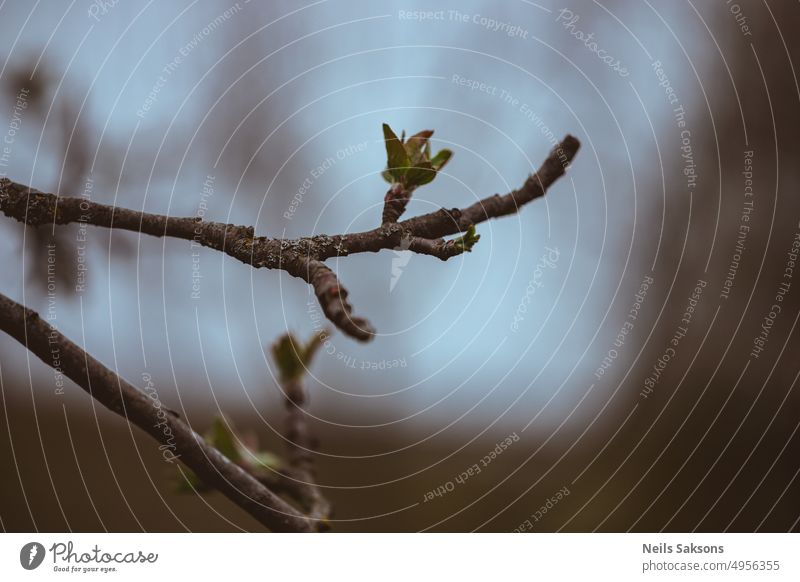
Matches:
[1,389,797,532]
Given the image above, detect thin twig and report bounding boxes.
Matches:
[303,259,375,342]
[281,375,331,525]
[270,332,331,527]
[382,183,414,224]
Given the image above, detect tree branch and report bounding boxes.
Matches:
[0,293,314,532]
[303,259,375,342]
[281,376,330,525]
[397,135,580,240]
[270,332,331,527]
[382,183,415,224]
[0,135,579,342]
[406,226,481,261]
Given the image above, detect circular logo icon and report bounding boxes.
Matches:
[20,542,46,570]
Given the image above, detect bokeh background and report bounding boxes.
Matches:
[1,0,798,532]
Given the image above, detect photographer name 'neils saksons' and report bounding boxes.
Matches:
[643,543,725,554]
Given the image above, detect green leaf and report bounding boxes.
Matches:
[381,125,455,188]
[430,149,453,171]
[302,333,324,366]
[404,129,434,165]
[247,451,283,473]
[175,469,207,493]
[208,417,241,463]
[175,416,287,495]
[271,332,324,382]
[453,225,481,253]
[382,124,410,181]
[404,161,436,187]
[271,333,304,382]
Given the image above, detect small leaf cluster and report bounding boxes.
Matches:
[382,123,452,188]
[176,417,282,492]
[271,332,324,383]
[452,225,481,253]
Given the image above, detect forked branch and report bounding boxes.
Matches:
[0,133,579,342]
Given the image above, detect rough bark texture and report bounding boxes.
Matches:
[0,135,578,342]
[382,183,415,224]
